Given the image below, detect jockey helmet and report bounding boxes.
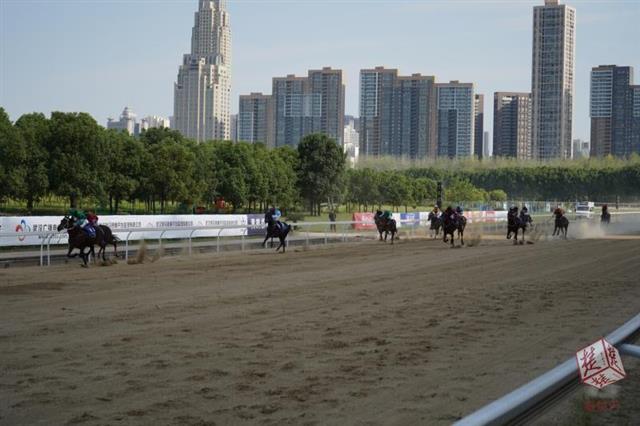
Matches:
[455,206,463,214]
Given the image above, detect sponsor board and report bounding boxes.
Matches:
[0,215,249,247]
[352,213,376,230]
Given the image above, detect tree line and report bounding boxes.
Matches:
[3,108,640,216]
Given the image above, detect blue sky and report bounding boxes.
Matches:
[1,0,638,141]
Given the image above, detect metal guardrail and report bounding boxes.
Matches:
[454,313,640,426]
[0,220,432,266]
[1,211,638,267]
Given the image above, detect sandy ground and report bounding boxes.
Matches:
[1,237,640,426]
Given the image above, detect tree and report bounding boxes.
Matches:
[14,113,50,210]
[445,179,487,204]
[0,108,27,203]
[46,112,105,208]
[379,171,413,212]
[146,138,196,213]
[411,177,437,208]
[102,130,144,213]
[487,189,508,203]
[297,134,346,215]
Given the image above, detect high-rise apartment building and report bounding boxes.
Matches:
[474,94,485,158]
[174,0,232,142]
[107,106,137,135]
[230,114,238,142]
[272,68,345,148]
[436,81,475,158]
[493,92,533,159]
[634,86,640,153]
[359,67,437,158]
[483,131,491,158]
[531,0,576,160]
[344,116,360,168]
[238,93,273,146]
[590,65,637,157]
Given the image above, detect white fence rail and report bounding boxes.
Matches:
[1,212,639,267]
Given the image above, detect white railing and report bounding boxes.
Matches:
[1,212,638,267]
[0,220,418,266]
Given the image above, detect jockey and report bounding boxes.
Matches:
[519,206,532,224]
[272,208,283,231]
[69,209,96,238]
[87,210,99,227]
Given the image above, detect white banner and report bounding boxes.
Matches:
[0,215,250,247]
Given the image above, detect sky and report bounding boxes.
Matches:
[1,0,639,142]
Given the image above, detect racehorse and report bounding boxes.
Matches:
[552,208,569,239]
[58,216,119,265]
[262,217,292,253]
[58,216,99,267]
[601,205,611,225]
[507,207,532,245]
[374,211,398,244]
[442,207,466,247]
[428,211,442,238]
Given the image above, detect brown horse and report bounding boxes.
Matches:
[552,208,569,239]
[374,211,398,244]
[58,216,98,267]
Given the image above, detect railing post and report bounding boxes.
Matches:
[217,228,223,253]
[40,234,45,267]
[188,229,196,255]
[241,228,245,252]
[47,233,55,266]
[125,231,133,262]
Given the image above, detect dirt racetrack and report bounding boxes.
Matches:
[1,237,640,425]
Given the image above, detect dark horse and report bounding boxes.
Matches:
[58,216,99,267]
[374,211,398,244]
[507,207,532,245]
[442,207,466,247]
[552,208,569,239]
[601,205,611,225]
[58,217,119,266]
[428,211,442,238]
[262,217,292,253]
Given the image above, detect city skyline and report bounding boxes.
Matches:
[1,0,638,143]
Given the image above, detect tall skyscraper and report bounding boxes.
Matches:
[238,93,273,146]
[531,0,576,160]
[483,131,491,158]
[272,67,345,148]
[590,65,637,157]
[493,92,533,159]
[359,67,437,159]
[634,86,640,153]
[174,0,232,142]
[436,81,475,158]
[474,94,485,158]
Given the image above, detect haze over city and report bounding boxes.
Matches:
[1,0,638,143]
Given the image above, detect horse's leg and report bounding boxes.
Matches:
[262,234,270,248]
[280,236,286,253]
[113,241,118,258]
[460,229,465,246]
[79,247,88,268]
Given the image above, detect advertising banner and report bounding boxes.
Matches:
[246,214,267,237]
[352,213,376,230]
[0,215,249,247]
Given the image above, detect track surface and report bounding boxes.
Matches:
[1,238,640,425]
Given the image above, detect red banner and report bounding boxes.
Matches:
[352,213,376,230]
